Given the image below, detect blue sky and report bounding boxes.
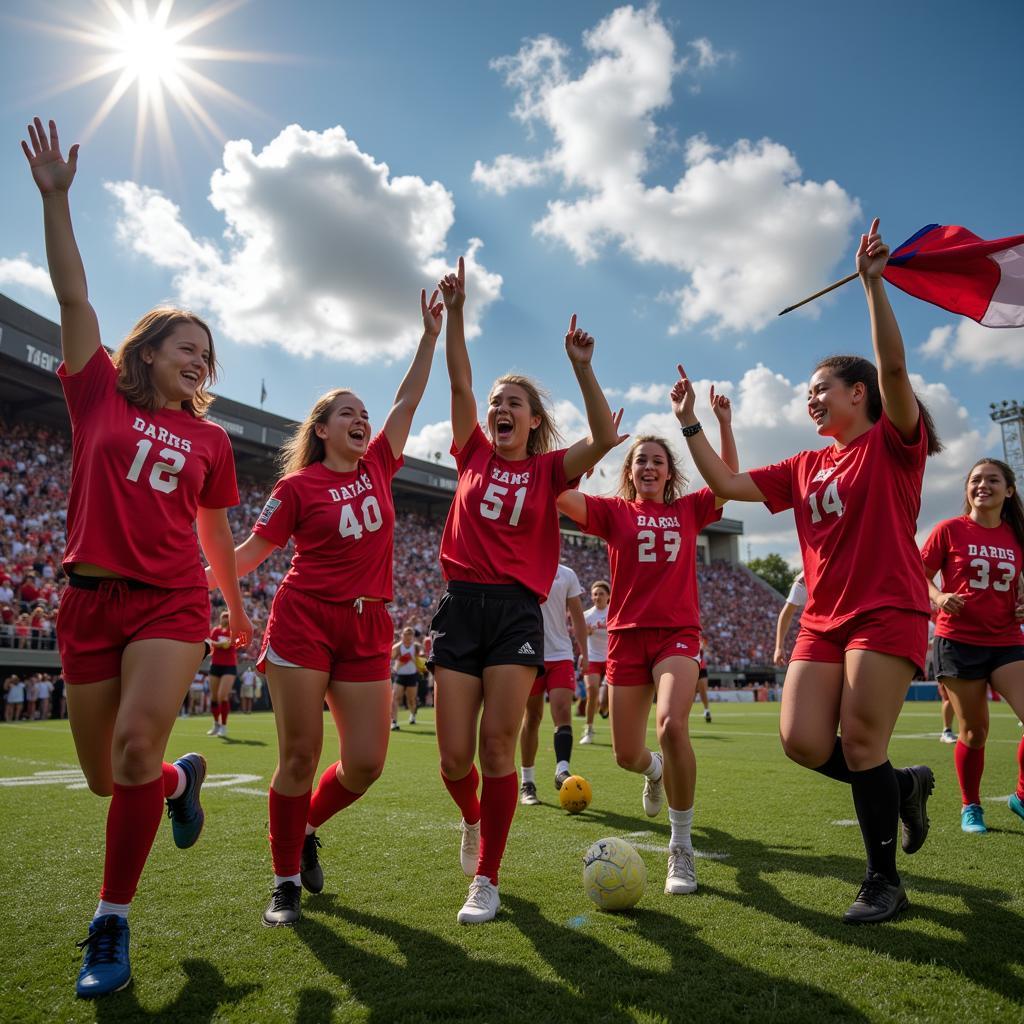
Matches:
[1,1,1022,560]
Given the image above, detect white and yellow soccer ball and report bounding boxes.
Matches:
[582,836,646,911]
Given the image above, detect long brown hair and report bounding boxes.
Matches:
[616,435,687,503]
[113,308,217,417]
[278,388,357,476]
[489,374,561,456]
[814,355,943,455]
[962,458,1024,551]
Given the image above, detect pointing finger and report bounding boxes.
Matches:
[457,255,465,285]
[568,313,577,335]
[869,216,880,237]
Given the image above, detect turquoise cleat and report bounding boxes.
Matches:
[75,915,131,998]
[961,803,988,834]
[1009,792,1024,822]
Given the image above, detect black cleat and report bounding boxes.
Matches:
[899,765,935,854]
[843,872,908,925]
[555,769,572,791]
[300,833,324,894]
[262,881,302,927]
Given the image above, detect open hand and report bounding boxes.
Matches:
[564,314,595,366]
[584,408,629,478]
[670,364,696,423]
[856,217,889,280]
[710,385,732,425]
[439,256,466,311]
[421,288,443,337]
[21,117,78,195]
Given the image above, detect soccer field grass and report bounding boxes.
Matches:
[3,702,1023,1023]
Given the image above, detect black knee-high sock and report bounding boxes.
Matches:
[813,737,854,784]
[554,725,573,764]
[850,761,901,884]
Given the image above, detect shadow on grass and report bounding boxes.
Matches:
[218,737,268,747]
[694,824,1024,1005]
[93,959,257,1022]
[294,893,868,1024]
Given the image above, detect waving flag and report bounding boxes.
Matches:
[883,224,1024,327]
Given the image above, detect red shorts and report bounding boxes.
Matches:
[258,585,393,682]
[586,660,607,680]
[58,581,209,685]
[530,659,576,697]
[607,627,701,687]
[790,607,929,673]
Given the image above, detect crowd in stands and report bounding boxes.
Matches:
[0,419,791,678]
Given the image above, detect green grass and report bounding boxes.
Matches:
[2,702,1023,1023]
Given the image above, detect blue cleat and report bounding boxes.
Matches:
[1009,792,1024,822]
[961,803,988,834]
[166,752,206,849]
[75,915,131,998]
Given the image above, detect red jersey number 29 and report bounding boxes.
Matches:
[808,481,844,524]
[126,439,185,494]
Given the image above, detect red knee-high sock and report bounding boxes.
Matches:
[308,763,363,829]
[211,703,219,722]
[100,777,165,904]
[268,787,312,877]
[476,771,518,885]
[441,764,481,824]
[161,761,179,797]
[954,740,985,806]
[220,701,230,726]
[1016,736,1024,801]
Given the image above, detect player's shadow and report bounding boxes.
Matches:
[694,824,1024,1006]
[218,736,268,747]
[92,958,257,1023]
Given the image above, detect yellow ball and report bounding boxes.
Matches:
[559,775,592,814]
[583,836,646,911]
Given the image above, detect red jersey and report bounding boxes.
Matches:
[253,432,401,602]
[921,516,1023,646]
[209,625,237,666]
[58,347,239,589]
[439,424,572,601]
[748,413,929,631]
[582,491,722,631]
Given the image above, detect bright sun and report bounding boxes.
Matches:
[21,0,282,175]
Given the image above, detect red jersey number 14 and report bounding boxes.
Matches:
[808,481,844,524]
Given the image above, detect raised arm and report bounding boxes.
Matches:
[21,118,100,374]
[567,593,589,675]
[858,217,919,441]
[382,289,443,458]
[562,316,629,481]
[673,366,765,502]
[196,508,253,648]
[439,257,477,449]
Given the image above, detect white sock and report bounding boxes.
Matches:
[95,899,131,920]
[642,751,663,780]
[521,766,535,784]
[305,823,316,836]
[669,806,694,851]
[556,760,570,776]
[274,874,301,888]
[168,764,186,800]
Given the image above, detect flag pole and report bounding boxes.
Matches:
[778,271,859,316]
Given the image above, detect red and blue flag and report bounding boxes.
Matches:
[883,224,1024,327]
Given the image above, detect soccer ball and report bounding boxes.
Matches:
[559,775,592,814]
[583,836,646,911]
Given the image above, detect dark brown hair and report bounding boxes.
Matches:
[962,458,1024,551]
[814,355,943,455]
[488,375,561,456]
[616,435,687,503]
[113,308,217,417]
[590,579,610,595]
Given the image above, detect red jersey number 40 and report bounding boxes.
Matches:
[808,481,844,524]
[339,496,383,540]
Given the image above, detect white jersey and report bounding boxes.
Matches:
[541,564,583,662]
[395,641,419,676]
[785,574,808,609]
[584,604,609,662]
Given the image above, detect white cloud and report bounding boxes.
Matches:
[621,382,668,404]
[474,5,860,333]
[106,124,502,363]
[917,318,1024,370]
[685,37,733,72]
[0,256,52,294]
[404,419,456,466]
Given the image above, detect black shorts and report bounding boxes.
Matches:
[428,581,544,678]
[394,673,421,688]
[209,664,237,679]
[934,637,1024,682]
[698,667,708,680]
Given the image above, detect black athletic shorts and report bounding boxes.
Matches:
[209,664,237,678]
[933,637,1024,681]
[394,672,422,688]
[428,581,544,678]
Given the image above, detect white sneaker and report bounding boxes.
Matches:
[206,724,219,736]
[457,875,500,924]
[218,724,228,738]
[665,845,697,894]
[408,715,416,725]
[642,753,664,817]
[580,726,594,745]
[459,819,480,876]
[939,729,956,744]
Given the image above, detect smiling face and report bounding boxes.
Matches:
[806,368,866,439]
[630,441,672,503]
[143,322,211,407]
[487,382,540,458]
[591,585,609,610]
[965,461,1012,516]
[316,393,370,462]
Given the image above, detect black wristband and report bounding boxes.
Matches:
[680,421,702,438]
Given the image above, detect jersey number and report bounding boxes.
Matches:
[126,439,185,494]
[637,530,681,563]
[808,481,844,524]
[338,496,383,540]
[480,483,527,526]
[968,558,1015,592]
